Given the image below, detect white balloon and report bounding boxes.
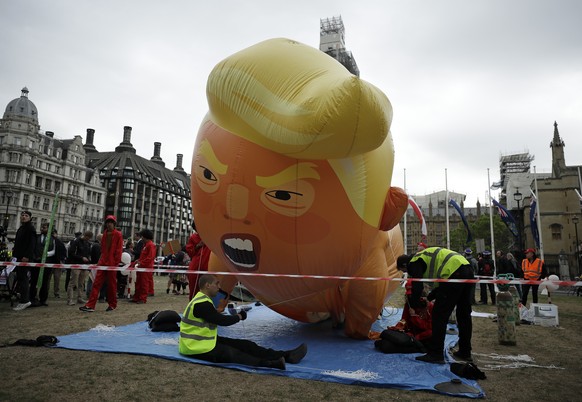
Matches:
[539,274,560,292]
[119,252,132,276]
[121,252,132,265]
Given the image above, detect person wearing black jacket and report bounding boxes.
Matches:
[179,274,307,370]
[12,211,37,311]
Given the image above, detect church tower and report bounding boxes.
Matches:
[550,121,566,178]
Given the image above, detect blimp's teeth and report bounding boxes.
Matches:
[224,237,254,252]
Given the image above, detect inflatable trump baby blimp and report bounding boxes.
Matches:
[191,38,408,338]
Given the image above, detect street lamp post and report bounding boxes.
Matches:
[513,188,523,250]
[3,190,14,231]
[573,216,580,277]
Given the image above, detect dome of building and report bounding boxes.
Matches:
[4,87,38,122]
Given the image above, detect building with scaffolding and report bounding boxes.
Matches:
[319,16,360,77]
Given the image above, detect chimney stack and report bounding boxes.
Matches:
[150,141,165,166]
[86,128,95,145]
[123,126,132,144]
[115,125,136,153]
[83,128,98,153]
[173,153,186,174]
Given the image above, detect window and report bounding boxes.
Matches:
[7,169,21,183]
[9,152,22,162]
[550,223,562,241]
[122,179,135,190]
[45,179,52,192]
[22,194,30,208]
[14,137,22,146]
[33,196,41,209]
[42,198,50,211]
[54,181,61,192]
[25,172,32,185]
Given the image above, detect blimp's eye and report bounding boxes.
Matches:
[195,165,219,193]
[261,181,315,217]
[265,190,301,201]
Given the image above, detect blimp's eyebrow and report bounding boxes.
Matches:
[256,162,320,188]
[198,139,228,175]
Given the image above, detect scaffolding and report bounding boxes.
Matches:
[499,153,534,183]
[319,16,360,77]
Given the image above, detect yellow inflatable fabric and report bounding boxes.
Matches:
[191,38,408,339]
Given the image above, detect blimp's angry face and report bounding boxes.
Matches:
[191,120,379,277]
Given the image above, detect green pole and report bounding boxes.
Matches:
[37,192,60,287]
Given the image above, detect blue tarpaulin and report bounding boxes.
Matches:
[56,305,484,398]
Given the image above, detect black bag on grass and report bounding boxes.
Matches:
[10,335,59,347]
[147,310,181,332]
[374,329,426,354]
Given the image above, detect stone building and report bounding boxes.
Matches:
[0,88,106,240]
[1,88,192,248]
[519,123,582,278]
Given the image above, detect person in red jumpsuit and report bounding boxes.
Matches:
[130,229,156,304]
[185,222,211,300]
[80,215,124,312]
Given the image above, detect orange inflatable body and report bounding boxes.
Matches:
[191,39,408,338]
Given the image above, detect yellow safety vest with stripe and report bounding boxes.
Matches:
[179,292,217,355]
[522,258,543,280]
[410,247,469,284]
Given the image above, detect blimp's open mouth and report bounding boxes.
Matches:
[221,234,260,271]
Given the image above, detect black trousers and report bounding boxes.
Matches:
[15,266,30,303]
[429,265,474,357]
[479,282,496,304]
[521,284,539,305]
[194,336,284,366]
[29,267,53,304]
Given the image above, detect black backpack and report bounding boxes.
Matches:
[147,310,181,332]
[374,329,426,354]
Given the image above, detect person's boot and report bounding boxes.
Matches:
[261,357,286,370]
[284,343,308,364]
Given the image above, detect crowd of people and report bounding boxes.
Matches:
[2,211,209,312]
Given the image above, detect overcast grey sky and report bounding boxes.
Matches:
[1,0,581,207]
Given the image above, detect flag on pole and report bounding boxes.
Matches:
[490,180,503,190]
[408,196,427,238]
[449,198,473,243]
[491,197,518,238]
[530,189,540,248]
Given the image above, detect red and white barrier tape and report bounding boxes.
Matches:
[1,261,580,287]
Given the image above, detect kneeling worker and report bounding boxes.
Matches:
[397,247,474,364]
[179,274,307,370]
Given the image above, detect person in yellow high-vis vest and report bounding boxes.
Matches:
[521,248,547,306]
[397,247,474,364]
[179,274,307,370]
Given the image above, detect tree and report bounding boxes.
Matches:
[449,214,515,253]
